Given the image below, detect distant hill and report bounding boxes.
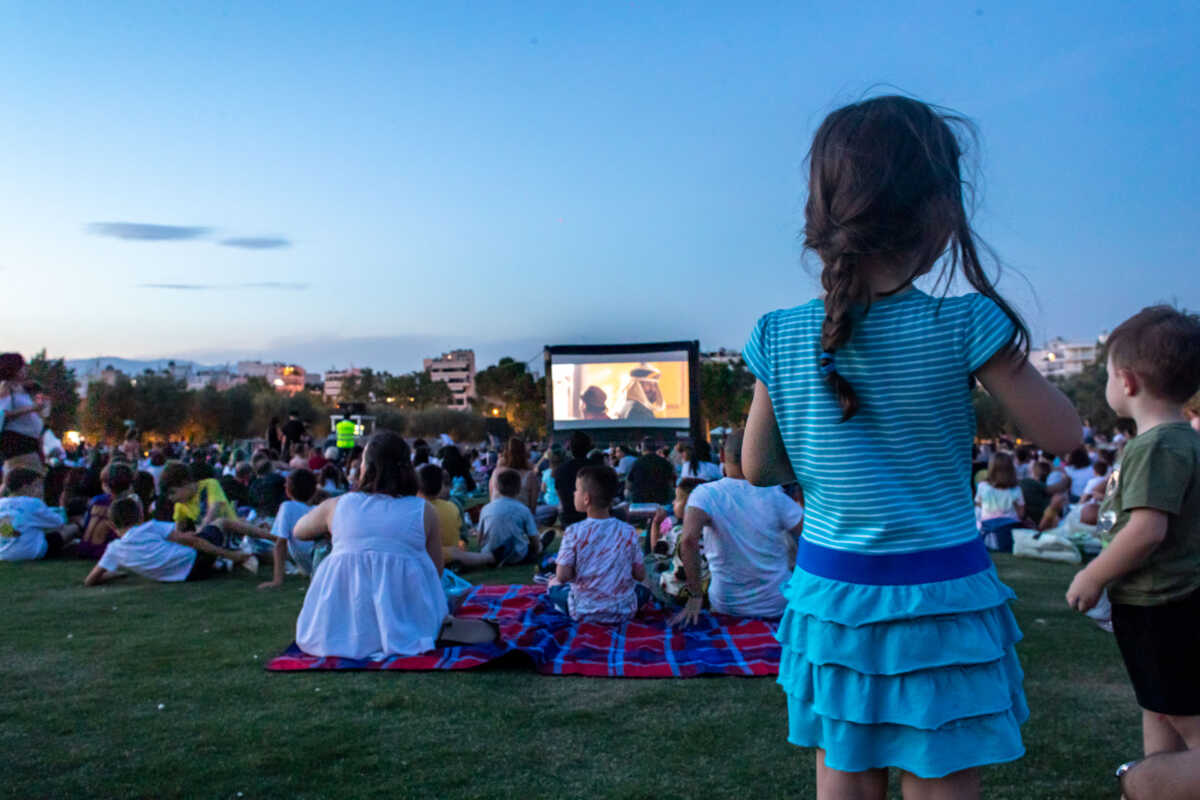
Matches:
[65,357,224,378]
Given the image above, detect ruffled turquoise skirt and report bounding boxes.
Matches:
[777,541,1027,778]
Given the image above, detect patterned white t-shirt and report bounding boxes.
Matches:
[557,516,640,623]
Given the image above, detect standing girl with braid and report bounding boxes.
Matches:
[741,96,1082,799]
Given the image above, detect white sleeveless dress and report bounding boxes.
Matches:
[296,492,447,659]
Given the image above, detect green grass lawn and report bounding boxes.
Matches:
[2,555,1137,799]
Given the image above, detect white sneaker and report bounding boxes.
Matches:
[240,555,260,575]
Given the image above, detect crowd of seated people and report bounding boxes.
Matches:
[2,402,815,661]
[969,423,1137,549]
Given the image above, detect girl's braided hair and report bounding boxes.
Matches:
[804,96,1029,421]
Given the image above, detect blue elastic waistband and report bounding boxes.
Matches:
[796,536,992,585]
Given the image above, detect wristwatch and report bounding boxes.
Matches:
[1115,759,1140,780]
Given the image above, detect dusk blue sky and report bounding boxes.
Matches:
[3,2,1197,374]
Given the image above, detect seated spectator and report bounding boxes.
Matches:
[1013,445,1035,481]
[307,445,328,472]
[672,430,804,625]
[553,432,592,527]
[612,444,636,481]
[318,463,347,495]
[219,461,254,512]
[78,460,135,561]
[159,461,237,533]
[0,467,80,561]
[291,431,492,659]
[536,446,563,527]
[487,437,540,512]
[975,453,1025,552]
[142,449,167,490]
[1019,461,1063,527]
[249,456,287,517]
[649,478,708,604]
[438,445,476,493]
[548,466,647,623]
[475,469,543,566]
[1082,459,1111,501]
[627,437,675,505]
[287,444,309,471]
[678,440,723,483]
[1063,446,1095,501]
[228,467,320,588]
[132,471,157,513]
[417,464,470,564]
[84,496,254,585]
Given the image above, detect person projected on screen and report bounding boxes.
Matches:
[579,385,610,420]
[615,365,666,421]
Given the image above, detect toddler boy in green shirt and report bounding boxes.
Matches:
[1066,306,1200,788]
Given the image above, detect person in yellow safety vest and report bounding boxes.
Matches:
[336,417,356,451]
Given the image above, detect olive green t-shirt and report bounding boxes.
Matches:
[1100,422,1200,606]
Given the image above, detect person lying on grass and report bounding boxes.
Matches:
[547,465,648,623]
[0,467,82,561]
[84,496,257,586]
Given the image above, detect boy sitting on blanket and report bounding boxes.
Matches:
[548,466,648,623]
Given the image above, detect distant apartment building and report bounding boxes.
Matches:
[423,350,476,410]
[323,368,362,403]
[236,361,307,395]
[74,364,125,398]
[186,368,240,392]
[701,348,743,367]
[1030,336,1106,379]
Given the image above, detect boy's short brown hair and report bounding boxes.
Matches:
[286,468,317,503]
[2,467,41,494]
[109,495,144,530]
[158,461,193,494]
[576,465,619,509]
[1107,306,1200,404]
[495,468,521,498]
[1032,461,1052,482]
[101,461,135,495]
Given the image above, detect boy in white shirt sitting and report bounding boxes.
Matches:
[84,496,255,586]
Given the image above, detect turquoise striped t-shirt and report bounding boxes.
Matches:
[743,289,1015,555]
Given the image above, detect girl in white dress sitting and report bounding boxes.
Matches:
[293,431,492,660]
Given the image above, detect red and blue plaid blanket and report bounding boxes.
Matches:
[266,584,780,678]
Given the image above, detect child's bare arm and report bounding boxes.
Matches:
[84,565,125,586]
[222,517,280,542]
[743,381,797,486]
[1066,508,1168,611]
[293,498,338,541]
[168,530,243,561]
[976,353,1082,456]
[259,538,288,590]
[670,507,709,627]
[554,562,575,583]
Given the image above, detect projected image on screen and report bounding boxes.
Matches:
[550,352,690,430]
